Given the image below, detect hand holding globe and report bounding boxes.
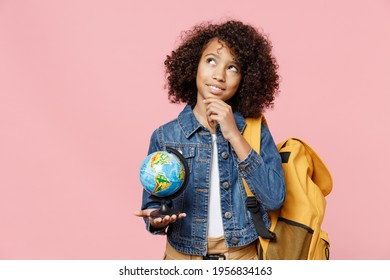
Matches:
[133,208,186,230]
[135,147,189,226]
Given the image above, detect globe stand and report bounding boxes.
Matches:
[147,147,189,219]
[150,200,180,218]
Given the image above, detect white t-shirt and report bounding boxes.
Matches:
[207,134,224,237]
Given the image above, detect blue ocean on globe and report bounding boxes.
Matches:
[139,151,185,197]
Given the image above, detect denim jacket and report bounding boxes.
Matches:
[141,105,286,256]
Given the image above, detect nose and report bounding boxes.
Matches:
[212,66,225,82]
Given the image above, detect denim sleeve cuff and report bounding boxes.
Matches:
[146,219,168,235]
[237,148,263,177]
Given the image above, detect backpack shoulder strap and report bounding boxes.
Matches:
[242,116,263,196]
[243,116,275,240]
[243,117,264,154]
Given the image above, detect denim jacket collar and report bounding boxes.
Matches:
[177,104,247,138]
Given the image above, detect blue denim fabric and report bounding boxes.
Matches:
[141,105,286,256]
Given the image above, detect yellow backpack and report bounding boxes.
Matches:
[243,116,333,260]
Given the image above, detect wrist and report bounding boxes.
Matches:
[228,133,251,161]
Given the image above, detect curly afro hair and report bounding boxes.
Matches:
[164,20,280,118]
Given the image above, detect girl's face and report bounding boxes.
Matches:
[196,38,241,102]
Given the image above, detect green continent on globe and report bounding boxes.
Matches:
[153,174,171,193]
[179,166,185,181]
[150,152,168,169]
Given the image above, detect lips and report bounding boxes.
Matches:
[207,84,225,94]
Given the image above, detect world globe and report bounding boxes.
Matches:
[139,150,186,198]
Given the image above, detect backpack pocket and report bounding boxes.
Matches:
[266,217,313,260]
[312,230,330,260]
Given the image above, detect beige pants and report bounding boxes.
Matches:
[163,236,258,260]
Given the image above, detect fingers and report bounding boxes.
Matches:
[178,213,187,219]
[134,210,187,229]
[149,213,187,228]
[203,98,234,129]
[149,215,171,228]
[202,98,240,141]
[151,213,187,223]
[203,98,232,121]
[133,209,154,218]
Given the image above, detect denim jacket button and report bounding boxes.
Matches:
[221,151,229,159]
[239,163,249,171]
[224,212,232,219]
[222,181,229,189]
[231,237,239,245]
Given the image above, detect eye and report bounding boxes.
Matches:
[228,65,239,72]
[206,58,216,65]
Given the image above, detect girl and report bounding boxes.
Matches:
[134,20,286,260]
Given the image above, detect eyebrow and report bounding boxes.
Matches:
[204,52,219,57]
[204,53,239,64]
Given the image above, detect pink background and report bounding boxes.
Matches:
[1,0,389,259]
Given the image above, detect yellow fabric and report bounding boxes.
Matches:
[163,237,258,260]
[242,116,332,260]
